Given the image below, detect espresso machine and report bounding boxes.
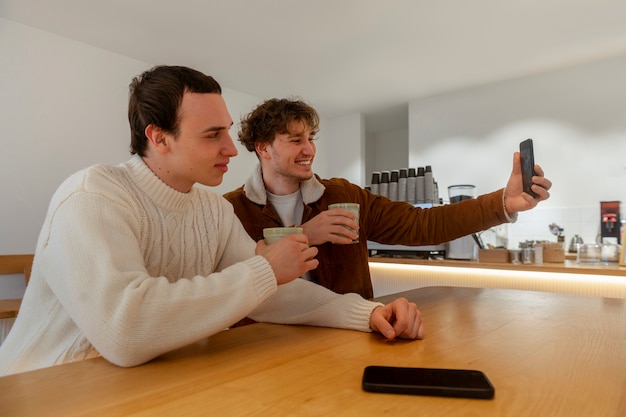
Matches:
[600,201,621,244]
[445,185,478,260]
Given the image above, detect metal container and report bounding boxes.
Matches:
[568,235,584,253]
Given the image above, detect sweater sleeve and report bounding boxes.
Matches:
[249,279,382,332]
[38,189,278,368]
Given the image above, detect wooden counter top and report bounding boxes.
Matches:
[2,287,624,416]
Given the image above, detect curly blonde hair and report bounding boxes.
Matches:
[238,98,320,153]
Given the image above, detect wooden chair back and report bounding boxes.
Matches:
[0,254,34,284]
[0,254,35,320]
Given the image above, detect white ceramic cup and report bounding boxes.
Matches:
[263,227,304,245]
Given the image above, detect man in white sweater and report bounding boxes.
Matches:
[0,65,423,376]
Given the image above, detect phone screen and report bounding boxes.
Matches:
[520,138,538,198]
[362,366,495,399]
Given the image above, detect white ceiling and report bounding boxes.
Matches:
[3,0,626,126]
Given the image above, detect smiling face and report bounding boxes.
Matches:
[256,119,318,195]
[143,92,237,192]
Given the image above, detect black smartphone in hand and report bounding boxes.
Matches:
[362,366,495,399]
[520,138,539,198]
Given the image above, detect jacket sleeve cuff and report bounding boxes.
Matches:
[502,188,518,223]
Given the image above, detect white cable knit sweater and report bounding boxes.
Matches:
[0,155,379,376]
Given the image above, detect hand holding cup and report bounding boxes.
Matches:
[257,227,318,285]
[328,203,360,244]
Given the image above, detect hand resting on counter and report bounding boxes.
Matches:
[370,297,424,340]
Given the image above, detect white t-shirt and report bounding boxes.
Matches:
[266,190,311,281]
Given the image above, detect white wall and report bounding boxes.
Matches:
[365,128,409,178]
[1,19,141,255]
[406,54,626,246]
[324,113,365,185]
[408,54,626,204]
[0,19,268,298]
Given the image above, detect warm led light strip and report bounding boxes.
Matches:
[369,261,626,299]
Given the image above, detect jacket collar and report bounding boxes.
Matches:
[243,163,325,205]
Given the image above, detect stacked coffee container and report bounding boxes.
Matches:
[369,166,440,204]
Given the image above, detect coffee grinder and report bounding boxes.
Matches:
[600,201,621,244]
[445,185,478,260]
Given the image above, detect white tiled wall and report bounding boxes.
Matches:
[501,205,623,249]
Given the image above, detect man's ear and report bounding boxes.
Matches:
[145,124,170,154]
[255,141,271,160]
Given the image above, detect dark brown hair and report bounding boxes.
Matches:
[128,65,222,156]
[238,98,320,153]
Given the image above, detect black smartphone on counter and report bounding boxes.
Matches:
[520,138,539,198]
[362,366,495,399]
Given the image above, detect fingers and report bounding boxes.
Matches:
[255,234,310,255]
[329,229,359,244]
[531,164,552,201]
[301,210,359,246]
[327,209,359,243]
[304,257,319,270]
[327,209,359,230]
[511,151,523,174]
[370,307,396,338]
[532,165,552,190]
[370,298,424,341]
[308,211,359,245]
[289,233,310,245]
[390,299,424,340]
[505,152,552,212]
[258,234,319,285]
[286,235,318,260]
[328,207,358,221]
[530,184,550,202]
[302,246,319,262]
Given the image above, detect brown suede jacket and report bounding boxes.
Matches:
[224,165,513,299]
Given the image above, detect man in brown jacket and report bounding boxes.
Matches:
[224,98,552,299]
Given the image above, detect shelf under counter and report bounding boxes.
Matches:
[368,256,626,299]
